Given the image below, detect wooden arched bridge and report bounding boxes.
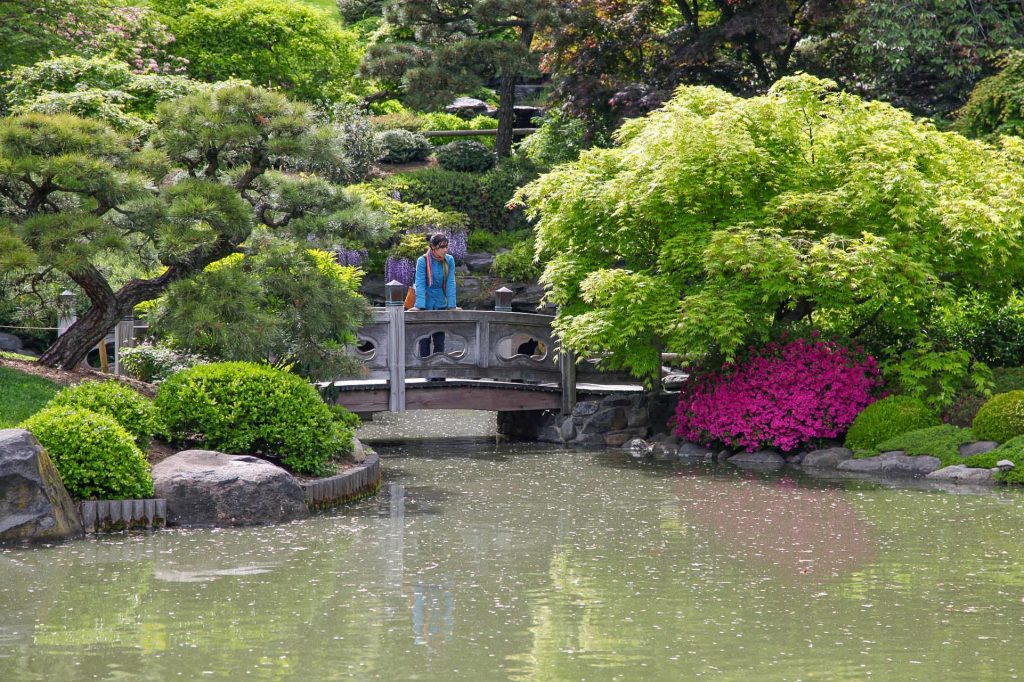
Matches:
[318,284,641,415]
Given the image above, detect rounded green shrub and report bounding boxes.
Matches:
[155,362,352,475]
[375,129,431,164]
[47,380,160,448]
[844,395,941,451]
[21,406,154,500]
[434,140,496,172]
[972,390,1024,443]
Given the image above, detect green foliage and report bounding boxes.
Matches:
[419,113,497,147]
[346,183,466,234]
[491,240,540,283]
[929,291,1024,368]
[46,380,160,448]
[374,158,538,231]
[872,425,977,466]
[150,246,370,379]
[21,406,154,500]
[972,391,1024,443]
[0,366,58,428]
[1,55,205,137]
[845,1,1024,117]
[962,435,1024,483]
[358,0,551,154]
[119,342,207,383]
[375,129,432,163]
[467,228,531,253]
[517,110,596,168]
[155,362,353,475]
[435,140,496,172]
[164,0,362,102]
[0,84,386,370]
[883,343,993,411]
[957,52,1024,140]
[517,76,1024,378]
[844,396,941,451]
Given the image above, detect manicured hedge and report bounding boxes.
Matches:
[21,406,154,500]
[845,395,940,451]
[972,390,1024,443]
[47,380,159,448]
[156,362,353,475]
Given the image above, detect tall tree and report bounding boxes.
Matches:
[360,0,556,156]
[0,85,385,369]
[515,76,1024,380]
[541,0,847,128]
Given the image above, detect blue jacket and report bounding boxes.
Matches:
[414,253,456,310]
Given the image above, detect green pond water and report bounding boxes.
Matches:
[3,439,1024,681]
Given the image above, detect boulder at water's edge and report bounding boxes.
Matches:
[0,428,84,544]
[152,450,308,527]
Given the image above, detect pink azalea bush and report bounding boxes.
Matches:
[674,336,883,452]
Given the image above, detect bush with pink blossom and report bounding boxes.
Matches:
[674,336,883,452]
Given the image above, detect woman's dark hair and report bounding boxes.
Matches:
[428,232,449,248]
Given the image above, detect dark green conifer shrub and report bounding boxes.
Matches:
[434,140,496,172]
[844,395,940,451]
[155,362,353,475]
[21,406,154,500]
[375,129,431,163]
[972,390,1024,443]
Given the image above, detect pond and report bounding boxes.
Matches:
[2,436,1024,680]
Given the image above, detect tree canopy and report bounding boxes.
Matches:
[155,0,363,102]
[516,75,1024,380]
[0,84,387,371]
[359,0,556,156]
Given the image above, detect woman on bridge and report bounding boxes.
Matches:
[408,233,459,358]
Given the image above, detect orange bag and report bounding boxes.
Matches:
[404,286,416,310]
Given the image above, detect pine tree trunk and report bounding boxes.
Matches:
[495,72,517,157]
[38,303,122,370]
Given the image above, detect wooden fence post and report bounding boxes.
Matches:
[114,316,135,376]
[385,280,406,411]
[559,347,576,416]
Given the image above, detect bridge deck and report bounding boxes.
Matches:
[320,378,642,413]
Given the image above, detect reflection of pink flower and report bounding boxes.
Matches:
[673,472,874,580]
[674,337,882,452]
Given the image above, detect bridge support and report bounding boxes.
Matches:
[385,281,406,411]
[559,348,576,416]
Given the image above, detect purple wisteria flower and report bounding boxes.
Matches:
[336,247,369,268]
[385,256,415,285]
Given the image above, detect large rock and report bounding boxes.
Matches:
[463,252,495,273]
[152,450,308,527]
[0,332,23,351]
[0,429,84,544]
[445,97,492,118]
[802,447,854,468]
[836,452,942,477]
[959,441,999,457]
[926,465,995,484]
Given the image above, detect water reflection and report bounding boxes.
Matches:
[672,469,875,580]
[2,442,1024,681]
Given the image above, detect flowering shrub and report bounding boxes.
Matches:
[674,337,883,452]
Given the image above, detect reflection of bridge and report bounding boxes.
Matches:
[318,284,640,415]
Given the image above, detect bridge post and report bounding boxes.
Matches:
[385,281,406,411]
[559,347,576,416]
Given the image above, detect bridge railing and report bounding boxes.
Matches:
[347,282,636,413]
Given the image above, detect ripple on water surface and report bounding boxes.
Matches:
[2,438,1023,681]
